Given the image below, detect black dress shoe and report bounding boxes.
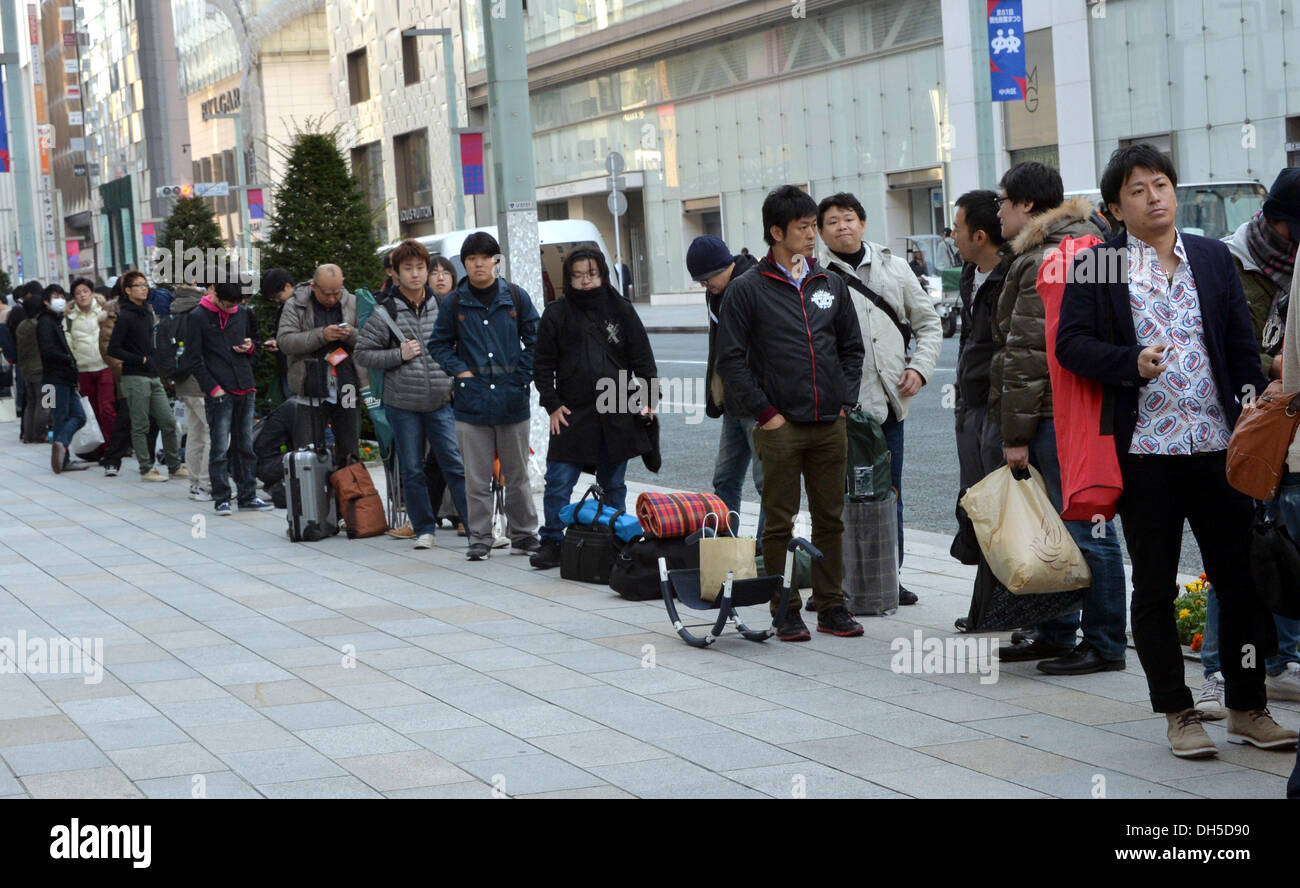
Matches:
[898,584,918,606]
[998,637,1074,662]
[1036,642,1126,675]
[1010,628,1039,645]
[955,616,970,632]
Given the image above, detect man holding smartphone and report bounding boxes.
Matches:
[277,263,360,467]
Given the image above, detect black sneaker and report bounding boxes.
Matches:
[529,539,563,569]
[898,584,918,605]
[817,605,864,637]
[467,543,491,561]
[512,536,541,556]
[775,611,811,642]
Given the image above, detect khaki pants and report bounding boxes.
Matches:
[120,375,180,474]
[181,394,210,489]
[753,416,847,614]
[454,419,537,546]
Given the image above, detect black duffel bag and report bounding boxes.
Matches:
[1250,503,1300,620]
[609,536,700,601]
[561,516,619,585]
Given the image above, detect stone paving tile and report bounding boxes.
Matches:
[135,770,263,799]
[107,742,226,781]
[409,725,541,763]
[219,745,348,785]
[1,739,111,776]
[132,677,232,705]
[0,715,85,748]
[868,762,1053,799]
[1165,769,1293,799]
[385,781,493,799]
[35,675,135,703]
[646,686,781,718]
[651,729,806,772]
[225,680,334,709]
[723,761,900,799]
[186,719,300,754]
[457,753,605,796]
[709,709,861,745]
[473,704,604,739]
[258,776,385,799]
[294,723,418,758]
[78,716,190,751]
[22,766,144,799]
[591,757,765,799]
[337,750,473,792]
[152,697,262,728]
[916,738,1079,780]
[1016,767,1202,799]
[365,702,483,734]
[517,785,638,799]
[527,729,673,769]
[327,681,437,711]
[1006,690,1155,726]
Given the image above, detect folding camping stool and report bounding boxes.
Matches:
[660,532,823,648]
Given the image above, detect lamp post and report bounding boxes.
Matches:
[402,27,465,231]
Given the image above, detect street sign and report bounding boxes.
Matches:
[73,163,86,177]
[607,191,627,217]
[506,200,535,211]
[193,181,229,198]
[605,151,625,175]
[605,175,626,192]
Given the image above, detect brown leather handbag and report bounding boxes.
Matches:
[1226,380,1300,501]
[330,460,389,539]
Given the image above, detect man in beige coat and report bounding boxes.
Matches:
[818,192,942,605]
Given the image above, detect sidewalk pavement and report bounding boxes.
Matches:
[1,420,1295,799]
[635,302,708,333]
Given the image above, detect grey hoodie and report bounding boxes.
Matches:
[170,286,205,398]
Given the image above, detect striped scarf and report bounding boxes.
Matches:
[1246,212,1296,295]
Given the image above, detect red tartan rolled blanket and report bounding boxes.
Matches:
[635,491,730,539]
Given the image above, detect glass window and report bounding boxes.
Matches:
[394,129,433,211]
[402,33,420,86]
[348,49,370,105]
[351,142,387,243]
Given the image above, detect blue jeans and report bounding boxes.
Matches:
[883,412,905,566]
[712,414,764,537]
[388,403,468,536]
[206,392,257,505]
[1202,473,1300,677]
[51,383,86,450]
[1026,419,1129,658]
[541,436,628,544]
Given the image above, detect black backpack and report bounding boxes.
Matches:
[152,310,192,384]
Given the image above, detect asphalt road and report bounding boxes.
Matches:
[630,332,1206,575]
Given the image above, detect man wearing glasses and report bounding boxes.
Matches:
[106,270,186,482]
[277,264,360,466]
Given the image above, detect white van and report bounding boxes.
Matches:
[1065,181,1266,241]
[377,219,619,301]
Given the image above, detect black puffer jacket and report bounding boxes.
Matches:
[704,252,757,418]
[534,284,657,464]
[107,299,158,377]
[715,254,865,424]
[956,250,1011,412]
[36,309,78,388]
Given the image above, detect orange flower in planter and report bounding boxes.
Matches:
[1190,633,1203,652]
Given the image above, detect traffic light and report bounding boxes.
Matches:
[155,184,194,198]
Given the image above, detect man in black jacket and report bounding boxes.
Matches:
[35,285,86,473]
[716,185,866,641]
[106,271,185,482]
[689,235,762,535]
[1057,144,1297,759]
[183,281,271,515]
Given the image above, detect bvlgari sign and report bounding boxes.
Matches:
[399,205,434,223]
[201,88,241,120]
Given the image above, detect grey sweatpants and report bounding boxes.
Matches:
[454,419,538,545]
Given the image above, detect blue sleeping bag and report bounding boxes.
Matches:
[560,497,644,543]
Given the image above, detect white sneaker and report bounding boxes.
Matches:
[104,466,118,477]
[189,486,212,502]
[492,535,510,549]
[413,533,436,550]
[1266,662,1300,703]
[1196,671,1227,720]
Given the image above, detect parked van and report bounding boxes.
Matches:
[377,219,618,303]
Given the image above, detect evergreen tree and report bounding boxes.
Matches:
[261,127,382,290]
[0,269,11,295]
[155,194,225,284]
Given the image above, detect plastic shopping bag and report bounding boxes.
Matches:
[959,465,1091,595]
[70,396,104,456]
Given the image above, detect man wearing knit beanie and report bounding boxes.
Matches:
[688,235,762,538]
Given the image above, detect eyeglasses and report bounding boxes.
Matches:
[570,272,600,283]
[993,196,1010,209]
[126,281,149,289]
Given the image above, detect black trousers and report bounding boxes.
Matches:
[1118,451,1274,713]
[293,401,359,470]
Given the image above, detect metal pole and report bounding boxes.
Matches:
[234,114,249,262]
[613,201,622,291]
[72,0,98,278]
[1,8,39,278]
[443,31,464,231]
[969,2,997,188]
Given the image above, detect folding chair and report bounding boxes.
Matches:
[660,532,823,648]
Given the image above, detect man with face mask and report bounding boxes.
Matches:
[530,248,658,569]
[36,284,86,472]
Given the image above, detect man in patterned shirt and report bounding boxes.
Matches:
[1057,144,1298,761]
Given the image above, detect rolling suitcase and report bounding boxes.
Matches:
[285,409,338,542]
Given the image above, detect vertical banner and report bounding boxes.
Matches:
[459,132,484,196]
[247,188,264,220]
[0,77,9,173]
[67,240,80,271]
[141,222,155,254]
[29,3,57,276]
[988,1,1027,102]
